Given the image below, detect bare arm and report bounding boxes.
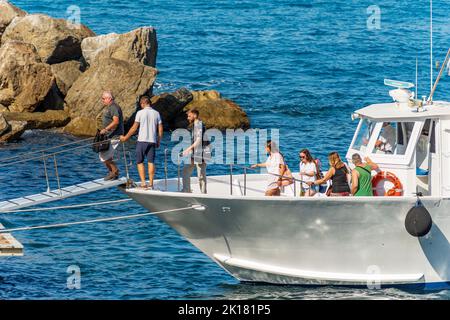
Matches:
[157,123,163,147]
[120,122,139,142]
[364,157,379,170]
[101,116,120,135]
[314,167,335,185]
[351,170,359,195]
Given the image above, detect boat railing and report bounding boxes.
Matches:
[172,153,309,197]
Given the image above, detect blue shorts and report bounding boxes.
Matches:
[136,142,156,164]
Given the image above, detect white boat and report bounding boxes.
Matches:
[122,81,450,289]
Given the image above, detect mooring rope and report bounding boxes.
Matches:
[0,205,203,233]
[0,198,133,214]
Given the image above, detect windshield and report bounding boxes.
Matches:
[352,119,375,152]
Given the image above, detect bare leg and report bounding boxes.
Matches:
[137,163,146,186]
[148,163,155,187]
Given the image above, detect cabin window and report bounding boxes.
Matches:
[372,122,414,155]
[430,121,436,154]
[352,119,375,152]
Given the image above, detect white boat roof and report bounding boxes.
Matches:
[355,100,450,121]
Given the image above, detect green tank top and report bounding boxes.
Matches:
[354,165,373,196]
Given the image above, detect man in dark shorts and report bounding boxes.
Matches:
[99,91,124,180]
[120,96,163,189]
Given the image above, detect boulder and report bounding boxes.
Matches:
[174,90,250,130]
[0,104,8,112]
[81,27,157,66]
[64,57,157,136]
[51,60,83,96]
[62,116,99,137]
[150,88,193,130]
[2,14,95,64]
[0,120,27,142]
[0,113,10,136]
[0,0,26,38]
[2,110,70,130]
[0,41,55,113]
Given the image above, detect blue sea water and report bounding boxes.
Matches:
[0,0,450,299]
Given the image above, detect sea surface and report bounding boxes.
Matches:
[0,0,449,299]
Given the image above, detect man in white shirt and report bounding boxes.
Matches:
[120,96,163,189]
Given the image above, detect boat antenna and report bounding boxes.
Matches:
[415,57,418,99]
[429,0,433,101]
[428,48,450,102]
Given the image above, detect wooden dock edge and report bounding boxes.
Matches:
[0,223,24,257]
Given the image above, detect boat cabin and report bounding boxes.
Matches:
[346,99,450,197]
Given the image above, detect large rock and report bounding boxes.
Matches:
[2,110,70,130]
[81,27,157,66]
[62,116,98,137]
[150,88,193,130]
[0,41,55,113]
[51,60,83,96]
[0,0,26,38]
[173,90,250,130]
[2,14,95,64]
[0,113,10,136]
[64,57,157,136]
[0,120,27,142]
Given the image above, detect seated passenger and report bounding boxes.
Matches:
[251,140,293,196]
[308,152,350,196]
[351,154,378,196]
[375,122,395,154]
[298,149,318,197]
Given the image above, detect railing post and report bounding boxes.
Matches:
[230,164,233,195]
[294,179,297,197]
[42,152,50,193]
[164,148,168,191]
[177,153,181,192]
[53,154,62,197]
[244,166,247,196]
[122,143,130,181]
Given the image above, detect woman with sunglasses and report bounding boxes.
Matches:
[298,149,318,197]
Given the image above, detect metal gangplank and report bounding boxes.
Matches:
[0,177,127,212]
[0,137,131,213]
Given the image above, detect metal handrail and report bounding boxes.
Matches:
[0,138,114,168]
[0,136,94,163]
[177,153,311,196]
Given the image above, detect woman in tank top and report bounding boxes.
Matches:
[307,152,351,196]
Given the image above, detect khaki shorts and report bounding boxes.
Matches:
[99,139,120,162]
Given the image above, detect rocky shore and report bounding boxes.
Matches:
[0,0,250,142]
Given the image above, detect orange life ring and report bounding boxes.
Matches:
[372,171,403,196]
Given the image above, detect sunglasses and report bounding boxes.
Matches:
[299,155,306,159]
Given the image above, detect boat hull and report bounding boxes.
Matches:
[123,182,450,288]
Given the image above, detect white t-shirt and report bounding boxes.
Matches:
[265,152,285,190]
[135,107,162,143]
[299,161,317,189]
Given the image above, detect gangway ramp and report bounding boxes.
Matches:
[0,177,128,212]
